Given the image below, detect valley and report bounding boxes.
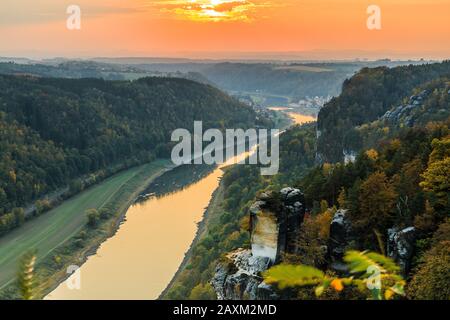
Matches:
[0,60,448,301]
[1,0,449,307]
[45,110,302,299]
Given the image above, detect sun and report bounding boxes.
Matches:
[170,0,254,22]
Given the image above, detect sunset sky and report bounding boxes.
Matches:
[1,0,449,59]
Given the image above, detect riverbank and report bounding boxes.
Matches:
[0,159,172,299]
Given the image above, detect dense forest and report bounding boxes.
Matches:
[317,61,450,162]
[0,75,264,235]
[1,59,432,106]
[200,63,355,99]
[98,59,432,102]
[0,61,214,85]
[165,61,449,300]
[0,61,126,80]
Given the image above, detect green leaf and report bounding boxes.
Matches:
[365,252,400,273]
[315,285,325,297]
[344,250,400,276]
[389,283,405,296]
[263,264,325,289]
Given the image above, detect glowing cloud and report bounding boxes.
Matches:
[153,0,273,22]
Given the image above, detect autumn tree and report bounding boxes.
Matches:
[351,171,397,247]
[420,138,450,215]
[407,241,450,300]
[294,210,333,267]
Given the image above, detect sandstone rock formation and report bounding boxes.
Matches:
[381,90,429,126]
[250,187,305,263]
[211,249,276,300]
[387,226,416,274]
[212,188,305,300]
[328,209,352,273]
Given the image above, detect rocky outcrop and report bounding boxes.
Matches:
[343,150,357,164]
[250,187,305,263]
[211,249,277,300]
[387,227,416,274]
[328,209,352,273]
[212,188,305,300]
[381,90,429,126]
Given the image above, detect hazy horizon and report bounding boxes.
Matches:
[0,50,446,63]
[1,0,449,60]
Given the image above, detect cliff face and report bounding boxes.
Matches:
[211,249,274,300]
[250,187,305,263]
[381,90,429,126]
[387,227,416,275]
[211,188,305,300]
[212,190,417,300]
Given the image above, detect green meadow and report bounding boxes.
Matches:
[0,160,170,292]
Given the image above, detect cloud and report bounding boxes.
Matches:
[0,1,142,26]
[149,0,276,22]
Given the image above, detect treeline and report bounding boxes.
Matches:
[0,61,126,80]
[0,75,263,233]
[317,61,450,162]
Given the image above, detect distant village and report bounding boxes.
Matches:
[234,93,332,118]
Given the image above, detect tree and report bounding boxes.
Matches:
[353,172,397,246]
[69,179,83,194]
[407,241,450,300]
[35,199,51,215]
[294,210,333,266]
[86,208,100,227]
[13,208,25,227]
[392,158,425,223]
[337,188,346,208]
[319,200,329,214]
[428,137,450,164]
[414,201,438,235]
[420,157,450,213]
[365,149,379,160]
[189,283,216,300]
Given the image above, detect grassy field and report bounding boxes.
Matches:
[0,159,170,293]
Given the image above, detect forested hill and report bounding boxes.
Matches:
[317,61,450,162]
[0,75,263,224]
[167,62,449,300]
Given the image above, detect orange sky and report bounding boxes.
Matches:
[0,0,449,59]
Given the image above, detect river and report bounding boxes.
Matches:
[268,106,316,126]
[46,111,314,300]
